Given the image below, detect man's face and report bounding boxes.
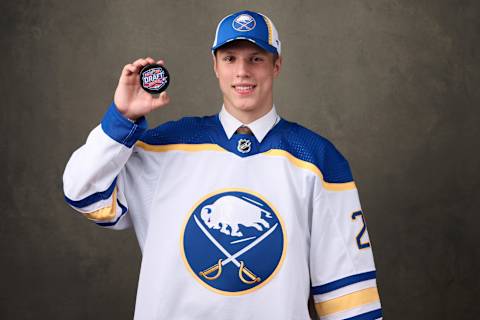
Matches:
[213,40,282,122]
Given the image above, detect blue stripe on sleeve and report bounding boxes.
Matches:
[101,102,148,148]
[344,308,383,320]
[96,200,128,227]
[64,178,117,208]
[311,271,376,295]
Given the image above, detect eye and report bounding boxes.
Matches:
[252,56,264,63]
[223,56,235,62]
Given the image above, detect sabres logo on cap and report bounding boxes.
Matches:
[181,189,286,295]
[232,14,256,32]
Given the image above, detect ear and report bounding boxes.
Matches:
[212,54,219,78]
[273,55,282,78]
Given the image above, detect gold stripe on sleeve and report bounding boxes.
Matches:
[83,188,117,221]
[323,181,357,191]
[315,287,380,317]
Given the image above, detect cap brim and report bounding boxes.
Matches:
[212,36,277,54]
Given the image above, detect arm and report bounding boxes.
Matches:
[62,103,147,229]
[310,142,382,319]
[62,57,170,228]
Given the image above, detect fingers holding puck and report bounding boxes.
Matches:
[139,64,170,95]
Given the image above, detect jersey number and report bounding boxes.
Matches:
[351,210,370,250]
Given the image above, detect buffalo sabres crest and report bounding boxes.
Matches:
[181,189,286,295]
[232,14,256,32]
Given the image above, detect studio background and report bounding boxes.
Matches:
[1,0,479,319]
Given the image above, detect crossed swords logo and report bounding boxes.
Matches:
[194,215,278,285]
[233,15,256,32]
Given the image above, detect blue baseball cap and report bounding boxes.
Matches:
[212,10,281,55]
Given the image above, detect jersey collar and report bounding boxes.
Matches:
[218,105,280,143]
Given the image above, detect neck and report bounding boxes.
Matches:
[223,103,273,124]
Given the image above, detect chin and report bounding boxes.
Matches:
[231,98,261,112]
[232,105,259,115]
[234,102,256,110]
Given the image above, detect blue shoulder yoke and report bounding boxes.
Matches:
[140,115,353,183]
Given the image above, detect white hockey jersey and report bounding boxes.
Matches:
[63,103,382,320]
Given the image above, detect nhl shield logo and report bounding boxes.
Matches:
[181,189,286,295]
[232,14,256,32]
[237,138,251,153]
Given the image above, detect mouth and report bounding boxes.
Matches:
[232,84,256,95]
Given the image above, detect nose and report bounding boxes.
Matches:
[235,59,250,78]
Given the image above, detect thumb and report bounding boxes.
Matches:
[151,91,170,110]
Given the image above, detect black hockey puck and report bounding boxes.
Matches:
[139,64,170,94]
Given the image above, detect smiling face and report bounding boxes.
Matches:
[213,40,282,124]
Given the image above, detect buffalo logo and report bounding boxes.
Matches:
[232,14,256,32]
[181,189,286,295]
[141,67,168,91]
[237,138,251,153]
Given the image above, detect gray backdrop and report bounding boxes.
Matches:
[1,0,479,319]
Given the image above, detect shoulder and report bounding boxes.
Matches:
[139,115,218,145]
[274,119,354,183]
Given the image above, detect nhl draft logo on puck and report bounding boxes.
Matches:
[181,189,286,295]
[232,14,256,32]
[139,64,170,94]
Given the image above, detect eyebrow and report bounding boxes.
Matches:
[221,50,264,55]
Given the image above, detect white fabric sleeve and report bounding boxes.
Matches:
[308,140,382,320]
[62,102,147,230]
[310,187,382,320]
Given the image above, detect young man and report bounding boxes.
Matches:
[63,10,382,320]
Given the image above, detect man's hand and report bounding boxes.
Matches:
[114,57,171,121]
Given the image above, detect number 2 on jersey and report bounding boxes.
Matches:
[351,210,371,250]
